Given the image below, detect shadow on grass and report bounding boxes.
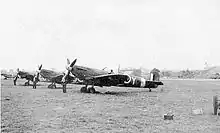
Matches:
[77,89,157,96]
[14,84,42,87]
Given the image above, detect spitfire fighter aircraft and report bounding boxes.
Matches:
[39,65,76,93]
[61,58,163,93]
[14,65,42,88]
[1,73,16,80]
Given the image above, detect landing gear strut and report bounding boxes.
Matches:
[33,82,36,89]
[63,83,67,93]
[13,76,18,86]
[13,80,16,85]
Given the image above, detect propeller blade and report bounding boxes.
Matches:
[63,58,76,83]
[102,67,107,70]
[39,64,42,70]
[17,68,19,73]
[67,58,70,65]
[62,70,70,83]
[70,59,77,67]
[34,64,42,83]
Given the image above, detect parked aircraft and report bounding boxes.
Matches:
[14,65,42,88]
[39,66,75,93]
[1,73,16,80]
[61,58,163,93]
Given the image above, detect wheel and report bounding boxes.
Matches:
[48,84,51,88]
[48,84,53,89]
[80,87,87,93]
[88,87,96,94]
[51,84,55,89]
[25,82,29,86]
[213,95,218,115]
[63,84,67,93]
[149,88,152,92]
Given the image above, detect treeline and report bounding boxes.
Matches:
[161,69,220,79]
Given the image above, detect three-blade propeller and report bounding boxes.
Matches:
[62,58,77,83]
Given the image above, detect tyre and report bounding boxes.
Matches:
[80,87,87,93]
[88,87,96,94]
[25,82,29,86]
[48,84,52,89]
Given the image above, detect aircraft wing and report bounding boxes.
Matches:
[1,73,16,78]
[49,75,64,83]
[83,74,163,88]
[42,72,75,84]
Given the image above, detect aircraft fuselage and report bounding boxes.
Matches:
[18,71,35,81]
[71,65,109,80]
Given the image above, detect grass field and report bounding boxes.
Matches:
[1,79,220,133]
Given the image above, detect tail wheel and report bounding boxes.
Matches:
[88,87,96,94]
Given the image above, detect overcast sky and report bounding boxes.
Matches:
[0,0,220,71]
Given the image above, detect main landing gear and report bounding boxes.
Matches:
[13,80,16,86]
[149,88,152,92]
[48,83,56,89]
[80,85,96,94]
[24,81,30,86]
[33,82,36,89]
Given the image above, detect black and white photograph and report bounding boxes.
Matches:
[1,0,220,132]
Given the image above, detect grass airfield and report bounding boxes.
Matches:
[1,79,220,133]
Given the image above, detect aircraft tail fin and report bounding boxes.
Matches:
[150,68,160,81]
